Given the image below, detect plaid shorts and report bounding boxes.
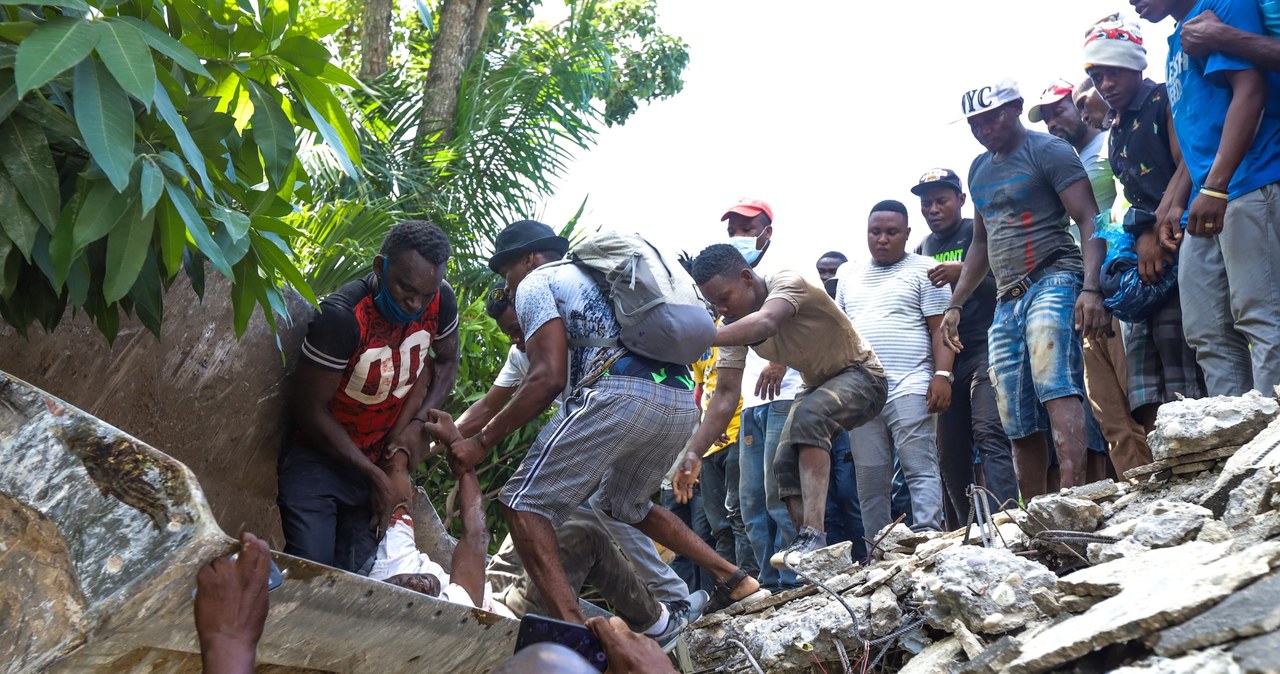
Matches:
[499,374,698,525]
[1121,285,1206,409]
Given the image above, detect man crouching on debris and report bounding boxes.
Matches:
[278,220,460,574]
[684,244,888,566]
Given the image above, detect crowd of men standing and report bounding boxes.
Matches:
[265,0,1280,661]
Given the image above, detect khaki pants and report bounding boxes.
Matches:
[1082,316,1151,476]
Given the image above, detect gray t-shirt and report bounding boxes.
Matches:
[968,131,1088,295]
[514,263,624,391]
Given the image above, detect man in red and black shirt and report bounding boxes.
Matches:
[279,220,459,573]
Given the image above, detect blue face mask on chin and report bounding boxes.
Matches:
[374,257,426,324]
[728,234,767,266]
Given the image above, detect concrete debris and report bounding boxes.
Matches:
[918,546,1058,635]
[1147,391,1279,462]
[687,390,1280,673]
[1025,494,1104,534]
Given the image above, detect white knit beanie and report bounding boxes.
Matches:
[1083,16,1147,72]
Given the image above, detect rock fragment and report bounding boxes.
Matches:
[918,546,1057,635]
[1148,391,1279,461]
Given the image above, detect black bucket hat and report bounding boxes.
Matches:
[487,220,570,273]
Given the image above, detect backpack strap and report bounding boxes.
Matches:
[568,337,621,348]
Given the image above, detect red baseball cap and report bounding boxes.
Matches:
[721,198,774,222]
[1027,79,1076,123]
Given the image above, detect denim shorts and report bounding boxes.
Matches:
[987,271,1086,439]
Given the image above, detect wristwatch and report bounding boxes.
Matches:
[935,370,954,383]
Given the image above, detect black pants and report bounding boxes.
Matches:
[277,441,377,574]
[936,349,1019,528]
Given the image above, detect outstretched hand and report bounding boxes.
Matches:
[195,532,271,674]
[672,451,702,504]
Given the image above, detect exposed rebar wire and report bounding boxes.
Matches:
[784,559,868,641]
[725,639,764,674]
[833,637,852,674]
[864,513,909,561]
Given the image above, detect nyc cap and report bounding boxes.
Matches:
[960,79,1021,118]
[910,168,963,196]
[1027,79,1076,123]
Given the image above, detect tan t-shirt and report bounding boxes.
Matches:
[718,270,884,386]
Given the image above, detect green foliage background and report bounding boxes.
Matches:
[0,0,688,548]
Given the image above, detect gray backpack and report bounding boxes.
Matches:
[562,229,716,365]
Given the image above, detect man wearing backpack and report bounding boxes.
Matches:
[436,220,767,625]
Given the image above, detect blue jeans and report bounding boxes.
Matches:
[661,487,714,595]
[988,271,1086,439]
[739,401,799,590]
[824,431,866,560]
[700,443,755,576]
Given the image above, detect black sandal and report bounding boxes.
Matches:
[711,568,770,613]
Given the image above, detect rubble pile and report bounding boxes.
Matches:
[686,391,1280,673]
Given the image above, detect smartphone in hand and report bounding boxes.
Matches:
[513,614,608,672]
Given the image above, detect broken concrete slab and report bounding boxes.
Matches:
[1224,467,1278,528]
[1126,446,1243,480]
[1007,542,1280,674]
[1148,391,1279,462]
[1155,572,1280,656]
[1231,629,1280,674]
[918,546,1058,635]
[793,541,856,579]
[869,583,901,637]
[1026,494,1104,534]
[897,637,961,674]
[1131,500,1214,548]
[1111,648,1243,674]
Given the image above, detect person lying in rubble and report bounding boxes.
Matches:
[374,407,699,651]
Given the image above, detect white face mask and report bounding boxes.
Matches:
[728,231,768,266]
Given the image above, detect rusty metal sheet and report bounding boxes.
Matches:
[0,372,517,674]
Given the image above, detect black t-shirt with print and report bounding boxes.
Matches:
[915,218,997,354]
[1108,80,1177,229]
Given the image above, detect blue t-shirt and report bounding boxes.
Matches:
[1262,0,1280,36]
[1167,0,1280,200]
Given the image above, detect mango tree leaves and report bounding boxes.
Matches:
[103,203,152,303]
[1,0,348,342]
[139,155,163,215]
[0,163,39,259]
[15,16,98,95]
[73,60,136,192]
[115,16,212,80]
[246,81,294,187]
[164,179,232,278]
[96,19,156,107]
[289,71,360,177]
[0,114,59,231]
[153,81,213,196]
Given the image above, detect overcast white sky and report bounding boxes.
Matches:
[533,1,1174,278]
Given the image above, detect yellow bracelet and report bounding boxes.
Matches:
[1200,187,1229,200]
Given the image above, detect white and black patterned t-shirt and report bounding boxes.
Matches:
[514,264,624,390]
[835,254,951,402]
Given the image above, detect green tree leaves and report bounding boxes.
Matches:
[14,16,98,95]
[96,19,156,107]
[73,60,136,192]
[0,115,59,232]
[0,0,358,341]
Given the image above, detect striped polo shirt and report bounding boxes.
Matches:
[834,253,951,402]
